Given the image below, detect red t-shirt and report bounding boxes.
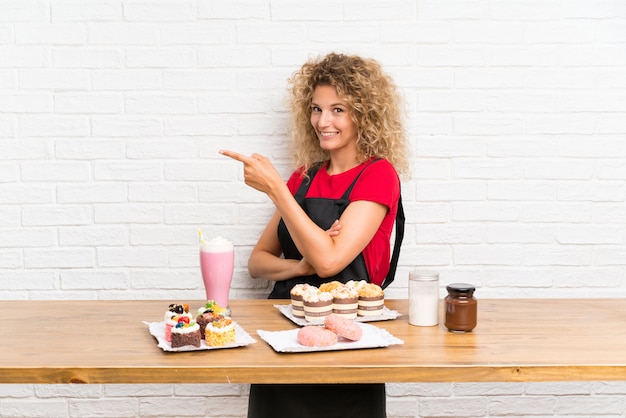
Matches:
[285,158,400,286]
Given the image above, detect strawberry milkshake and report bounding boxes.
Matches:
[199,234,234,308]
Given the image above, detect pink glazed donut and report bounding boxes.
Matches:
[324,314,363,341]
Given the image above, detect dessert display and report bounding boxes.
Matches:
[259,315,403,352]
[146,299,256,352]
[170,319,201,348]
[302,289,333,322]
[205,317,236,347]
[148,283,393,353]
[297,325,338,347]
[296,314,363,347]
[287,281,386,323]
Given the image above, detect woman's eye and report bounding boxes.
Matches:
[311,106,321,112]
[334,108,344,113]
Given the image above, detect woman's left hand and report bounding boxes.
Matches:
[219,150,284,195]
[326,219,341,237]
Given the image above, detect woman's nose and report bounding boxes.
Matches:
[318,110,332,126]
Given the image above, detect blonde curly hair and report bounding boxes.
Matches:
[287,52,410,179]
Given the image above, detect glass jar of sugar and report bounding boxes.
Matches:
[408,270,439,326]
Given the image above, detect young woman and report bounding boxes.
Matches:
[221,52,410,418]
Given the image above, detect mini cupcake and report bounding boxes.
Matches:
[303,290,333,322]
[289,284,311,319]
[331,285,359,319]
[171,319,201,348]
[356,283,385,317]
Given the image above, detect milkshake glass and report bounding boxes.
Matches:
[199,235,234,309]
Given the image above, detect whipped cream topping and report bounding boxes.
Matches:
[303,290,333,303]
[171,321,200,334]
[207,318,234,333]
[165,312,192,325]
[200,236,233,252]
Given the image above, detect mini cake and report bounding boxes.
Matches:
[356,283,385,317]
[164,303,192,342]
[196,300,228,317]
[331,285,358,319]
[289,283,311,319]
[205,317,236,347]
[196,310,219,338]
[303,290,333,322]
[196,300,227,338]
[170,319,201,348]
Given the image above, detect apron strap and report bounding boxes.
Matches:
[340,158,382,199]
[382,195,404,289]
[294,163,323,203]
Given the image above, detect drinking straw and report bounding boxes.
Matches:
[198,229,206,245]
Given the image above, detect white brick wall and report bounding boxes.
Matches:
[1,0,625,416]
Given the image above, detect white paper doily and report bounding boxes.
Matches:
[275,304,400,326]
[257,322,404,353]
[145,321,256,352]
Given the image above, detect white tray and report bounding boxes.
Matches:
[257,322,403,353]
[274,304,400,326]
[145,321,256,352]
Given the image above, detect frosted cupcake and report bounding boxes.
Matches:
[303,290,333,322]
[356,283,385,317]
[331,285,359,319]
[289,283,311,319]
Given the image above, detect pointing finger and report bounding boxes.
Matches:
[219,149,250,163]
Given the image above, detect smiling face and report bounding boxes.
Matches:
[310,84,358,156]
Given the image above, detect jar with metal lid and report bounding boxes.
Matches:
[408,270,439,326]
[444,283,477,332]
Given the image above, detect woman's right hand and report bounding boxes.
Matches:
[219,150,284,197]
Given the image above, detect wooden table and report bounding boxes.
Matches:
[2,299,625,384]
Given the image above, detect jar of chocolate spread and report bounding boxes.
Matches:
[444,283,477,332]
